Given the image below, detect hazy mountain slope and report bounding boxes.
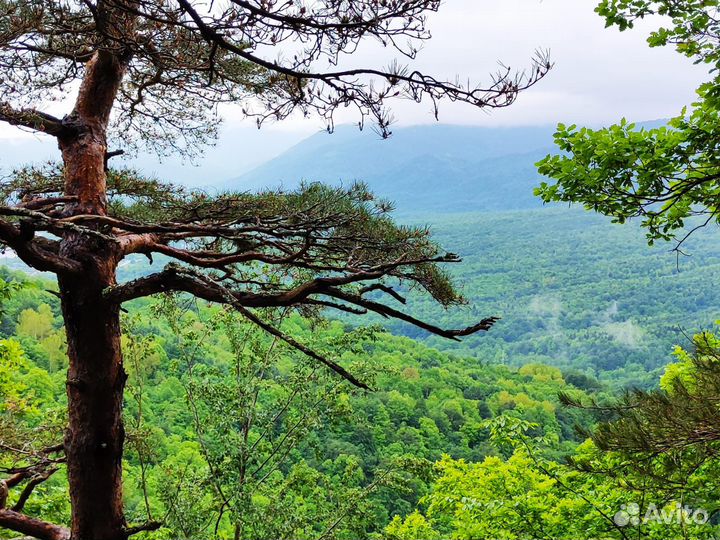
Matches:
[227,124,559,213]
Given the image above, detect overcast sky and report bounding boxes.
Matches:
[0,0,709,180]
[220,0,709,130]
[380,0,708,127]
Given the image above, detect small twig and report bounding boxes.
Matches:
[124,520,162,536]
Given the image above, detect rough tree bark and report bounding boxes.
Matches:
[59,269,126,540]
[56,47,132,540]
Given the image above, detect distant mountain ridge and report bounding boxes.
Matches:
[227,122,671,214]
[2,122,670,214]
[226,124,559,213]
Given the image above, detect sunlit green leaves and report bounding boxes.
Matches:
[537,88,720,244]
[596,1,720,65]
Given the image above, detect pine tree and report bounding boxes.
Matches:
[0,2,550,539]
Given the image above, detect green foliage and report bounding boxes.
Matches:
[526,4,720,512]
[571,329,720,498]
[536,103,720,244]
[5,252,720,539]
[365,208,720,389]
[8,203,720,389]
[3,167,467,310]
[149,296,386,539]
[390,371,720,539]
[0,269,602,539]
[0,338,31,415]
[0,280,68,533]
[536,0,720,248]
[416,451,575,540]
[595,0,720,65]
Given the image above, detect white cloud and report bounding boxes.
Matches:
[329,0,706,127]
[602,320,645,349]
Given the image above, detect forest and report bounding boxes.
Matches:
[4,262,719,540]
[1,0,720,539]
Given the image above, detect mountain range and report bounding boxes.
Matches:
[226,124,560,214]
[3,122,670,215]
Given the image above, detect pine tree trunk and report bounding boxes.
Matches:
[58,100,127,539]
[51,13,136,531]
[60,261,126,540]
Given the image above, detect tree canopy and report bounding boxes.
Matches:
[536,0,720,249]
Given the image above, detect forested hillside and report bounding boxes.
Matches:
[4,203,718,389]
[0,268,603,538]
[216,122,720,388]
[3,263,719,539]
[394,208,720,387]
[2,112,717,540]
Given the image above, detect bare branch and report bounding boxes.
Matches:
[0,102,74,138]
[360,283,407,304]
[125,520,163,537]
[0,509,69,540]
[325,288,499,340]
[174,0,551,136]
[12,467,59,513]
[105,266,372,387]
[232,299,372,390]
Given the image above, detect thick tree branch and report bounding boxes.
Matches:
[0,509,69,540]
[360,283,407,304]
[0,219,81,275]
[108,266,372,387]
[18,197,78,212]
[106,265,391,307]
[146,241,312,267]
[0,102,74,138]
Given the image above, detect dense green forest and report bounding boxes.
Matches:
[0,265,597,538]
[7,205,719,392]
[403,208,720,387]
[3,238,720,539]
